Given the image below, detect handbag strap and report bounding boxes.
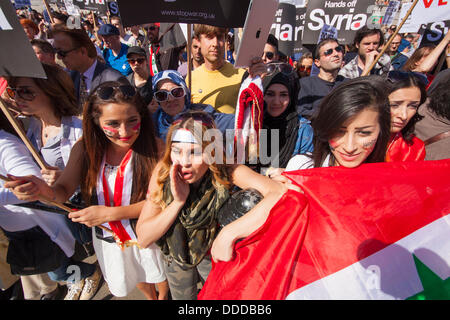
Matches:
[424,130,450,146]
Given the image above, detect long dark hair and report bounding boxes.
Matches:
[312,76,391,167]
[81,81,159,205]
[387,71,427,143]
[6,63,78,118]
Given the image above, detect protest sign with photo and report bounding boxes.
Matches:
[0,0,45,78]
[381,0,400,26]
[116,0,250,28]
[303,0,374,44]
[48,0,108,14]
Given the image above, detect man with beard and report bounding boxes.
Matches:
[297,38,347,120]
[339,27,392,79]
[177,36,204,78]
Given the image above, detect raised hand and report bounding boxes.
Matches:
[169,162,190,204]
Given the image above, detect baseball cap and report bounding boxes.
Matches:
[126,46,147,58]
[98,24,120,36]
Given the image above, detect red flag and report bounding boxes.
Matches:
[198,159,450,300]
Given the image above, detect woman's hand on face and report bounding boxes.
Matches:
[4,175,46,201]
[68,205,110,227]
[170,163,189,204]
[211,228,236,263]
[41,166,62,186]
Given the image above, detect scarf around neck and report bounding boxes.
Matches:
[156,171,230,267]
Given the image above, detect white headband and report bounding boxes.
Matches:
[171,129,199,144]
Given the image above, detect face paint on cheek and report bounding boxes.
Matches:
[102,126,119,138]
[362,138,377,150]
[131,121,141,133]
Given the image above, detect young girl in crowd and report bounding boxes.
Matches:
[210,77,391,266]
[5,81,169,300]
[136,111,286,299]
[6,63,100,300]
[268,76,391,175]
[385,71,426,162]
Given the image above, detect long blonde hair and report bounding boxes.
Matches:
[151,111,232,208]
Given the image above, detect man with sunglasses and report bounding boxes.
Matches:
[338,26,392,79]
[262,34,280,64]
[52,26,127,108]
[126,46,153,106]
[297,38,347,120]
[142,23,184,76]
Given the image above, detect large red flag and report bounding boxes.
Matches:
[198,159,450,300]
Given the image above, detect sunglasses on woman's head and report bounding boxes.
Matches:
[387,70,429,86]
[173,111,214,127]
[266,62,293,76]
[6,86,36,101]
[96,85,137,100]
[322,46,343,57]
[154,87,186,102]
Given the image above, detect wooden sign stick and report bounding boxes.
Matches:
[0,174,113,234]
[362,0,419,76]
[0,99,49,170]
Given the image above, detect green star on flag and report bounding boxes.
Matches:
[407,254,450,300]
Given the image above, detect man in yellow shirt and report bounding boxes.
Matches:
[188,24,246,114]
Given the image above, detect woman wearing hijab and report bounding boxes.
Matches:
[151,70,234,142]
[262,71,314,177]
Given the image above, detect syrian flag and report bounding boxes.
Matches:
[198,159,450,300]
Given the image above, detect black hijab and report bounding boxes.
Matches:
[262,71,299,168]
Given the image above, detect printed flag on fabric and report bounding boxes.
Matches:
[198,159,450,300]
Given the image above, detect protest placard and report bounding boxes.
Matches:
[116,0,250,28]
[303,0,374,45]
[0,0,45,78]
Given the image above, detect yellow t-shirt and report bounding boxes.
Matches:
[188,62,245,114]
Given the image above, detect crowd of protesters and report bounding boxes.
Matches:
[0,5,449,301]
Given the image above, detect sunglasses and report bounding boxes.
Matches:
[154,87,186,102]
[298,65,312,72]
[96,85,137,100]
[55,47,79,58]
[144,26,157,31]
[266,62,293,76]
[262,51,275,60]
[173,111,215,127]
[127,58,146,65]
[322,46,343,57]
[387,70,429,86]
[6,86,36,101]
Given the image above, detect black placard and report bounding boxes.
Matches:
[303,0,374,45]
[116,0,250,28]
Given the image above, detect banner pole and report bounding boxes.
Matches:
[0,99,49,170]
[42,0,54,24]
[362,0,419,76]
[187,24,192,96]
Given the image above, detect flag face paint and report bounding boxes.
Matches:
[102,125,119,138]
[131,121,141,133]
[362,138,377,150]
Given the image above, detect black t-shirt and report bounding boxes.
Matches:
[127,73,153,105]
[297,75,347,120]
